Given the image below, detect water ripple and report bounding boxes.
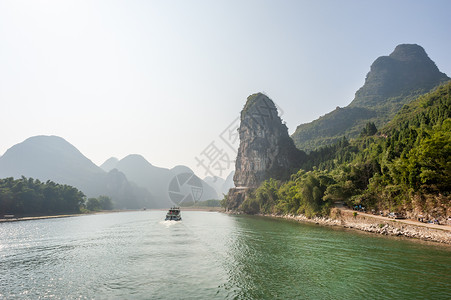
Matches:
[0,211,450,299]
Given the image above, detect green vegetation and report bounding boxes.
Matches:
[86,195,113,211]
[241,172,334,217]
[291,91,441,153]
[0,177,85,215]
[242,93,265,115]
[292,106,376,152]
[0,177,114,216]
[360,122,377,137]
[233,82,451,219]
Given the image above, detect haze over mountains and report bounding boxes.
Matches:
[204,171,235,197]
[1,43,448,212]
[292,44,450,152]
[0,136,153,209]
[0,136,230,209]
[100,154,224,207]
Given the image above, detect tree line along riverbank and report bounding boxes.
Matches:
[0,177,114,217]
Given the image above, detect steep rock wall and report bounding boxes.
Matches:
[227,93,305,209]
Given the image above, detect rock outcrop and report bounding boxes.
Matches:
[227,93,305,210]
[234,93,305,188]
[351,44,449,107]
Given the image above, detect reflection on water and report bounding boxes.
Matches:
[224,216,451,299]
[0,211,450,299]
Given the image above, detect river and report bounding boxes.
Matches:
[1,211,450,299]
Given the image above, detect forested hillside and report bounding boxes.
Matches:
[234,81,451,221]
[292,44,449,152]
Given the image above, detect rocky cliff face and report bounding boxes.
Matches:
[226,93,305,210]
[233,93,305,188]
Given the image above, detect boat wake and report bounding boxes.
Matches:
[159,220,182,227]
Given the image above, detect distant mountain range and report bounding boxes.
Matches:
[0,135,230,209]
[100,154,224,208]
[203,171,235,197]
[292,44,450,152]
[0,136,153,209]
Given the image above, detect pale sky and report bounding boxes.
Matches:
[1,0,450,179]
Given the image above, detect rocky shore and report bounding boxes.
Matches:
[259,208,451,245]
[0,214,80,223]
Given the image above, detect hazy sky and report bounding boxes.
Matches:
[1,0,450,179]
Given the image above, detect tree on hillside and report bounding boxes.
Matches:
[360,122,378,137]
[86,196,113,211]
[98,195,113,210]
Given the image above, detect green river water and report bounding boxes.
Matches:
[1,211,450,299]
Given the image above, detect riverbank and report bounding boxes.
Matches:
[0,213,82,223]
[0,210,130,223]
[258,208,451,245]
